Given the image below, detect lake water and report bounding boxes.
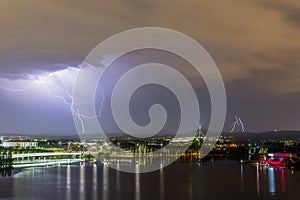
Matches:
[1,160,300,200]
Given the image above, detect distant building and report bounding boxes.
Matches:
[1,141,38,148]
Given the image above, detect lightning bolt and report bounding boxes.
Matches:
[0,76,45,92]
[0,84,34,92]
[230,115,245,133]
[238,117,245,132]
[40,74,104,134]
[0,68,104,135]
[75,107,85,134]
[97,85,105,118]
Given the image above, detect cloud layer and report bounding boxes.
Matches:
[0,0,299,133]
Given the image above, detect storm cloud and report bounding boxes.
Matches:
[0,0,299,134]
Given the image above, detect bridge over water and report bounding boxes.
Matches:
[12,152,83,168]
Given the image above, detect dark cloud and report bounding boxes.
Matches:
[1,0,299,80]
[0,49,81,79]
[260,0,300,28]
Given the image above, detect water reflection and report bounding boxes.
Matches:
[255,165,291,196]
[79,164,85,200]
[2,161,300,200]
[102,164,109,200]
[57,165,61,190]
[281,168,285,193]
[66,165,71,200]
[256,165,260,196]
[240,164,244,193]
[159,163,164,200]
[268,167,275,195]
[93,164,98,200]
[135,164,140,200]
[116,163,120,200]
[235,163,292,197]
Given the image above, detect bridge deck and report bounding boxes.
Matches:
[12,152,82,159]
[13,159,82,168]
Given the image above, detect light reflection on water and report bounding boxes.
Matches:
[240,163,292,197]
[135,165,140,200]
[256,165,260,196]
[1,161,300,200]
[102,164,109,200]
[80,164,85,200]
[268,167,275,195]
[160,163,164,200]
[281,168,286,193]
[93,164,98,200]
[66,165,71,200]
[240,164,244,193]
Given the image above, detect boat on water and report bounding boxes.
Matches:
[259,153,299,168]
[259,153,268,166]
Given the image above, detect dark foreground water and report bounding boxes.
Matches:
[0,160,300,200]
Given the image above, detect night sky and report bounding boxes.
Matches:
[0,0,300,135]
